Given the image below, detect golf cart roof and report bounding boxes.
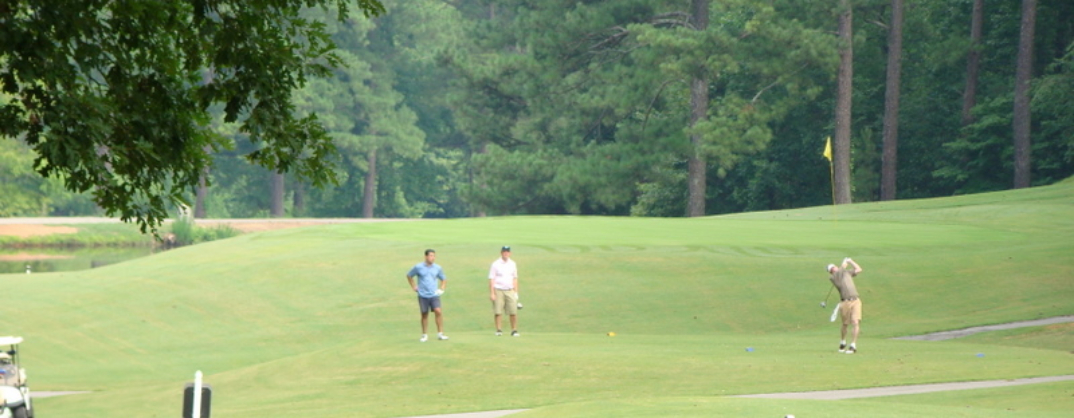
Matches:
[0,337,23,346]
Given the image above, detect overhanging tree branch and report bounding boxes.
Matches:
[0,0,386,234]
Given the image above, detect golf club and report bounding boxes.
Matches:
[821,284,834,308]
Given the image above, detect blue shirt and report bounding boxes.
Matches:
[408,262,446,298]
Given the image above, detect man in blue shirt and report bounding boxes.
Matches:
[407,249,448,342]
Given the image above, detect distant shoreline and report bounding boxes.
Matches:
[0,217,423,245]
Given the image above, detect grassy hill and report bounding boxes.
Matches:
[4,180,1072,417]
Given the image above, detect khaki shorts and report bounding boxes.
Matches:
[840,299,862,325]
[493,289,518,315]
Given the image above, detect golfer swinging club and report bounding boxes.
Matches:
[827,257,863,353]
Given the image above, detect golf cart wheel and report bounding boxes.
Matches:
[11,406,27,418]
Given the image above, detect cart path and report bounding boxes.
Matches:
[892,315,1074,341]
[401,410,528,418]
[391,317,1074,417]
[734,375,1074,400]
[390,375,1074,418]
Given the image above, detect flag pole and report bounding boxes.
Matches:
[829,161,836,207]
[823,136,837,221]
[830,159,837,222]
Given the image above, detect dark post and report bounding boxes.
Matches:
[182,383,212,418]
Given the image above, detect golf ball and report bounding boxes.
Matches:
[786,415,795,418]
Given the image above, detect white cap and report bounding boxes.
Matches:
[826,264,836,273]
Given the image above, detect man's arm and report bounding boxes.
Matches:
[844,258,863,275]
[407,275,417,292]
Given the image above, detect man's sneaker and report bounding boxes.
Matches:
[420,334,428,343]
[838,343,847,353]
[496,330,503,336]
[511,330,520,337]
[846,345,857,354]
[438,333,449,340]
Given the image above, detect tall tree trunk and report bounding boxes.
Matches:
[686,0,709,217]
[473,142,488,217]
[834,0,854,204]
[292,182,305,217]
[270,171,285,217]
[880,0,904,201]
[362,148,377,218]
[687,78,708,217]
[194,166,209,218]
[1012,0,1036,189]
[961,0,984,126]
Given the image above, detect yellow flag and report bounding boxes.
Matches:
[823,136,832,162]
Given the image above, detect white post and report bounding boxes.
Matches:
[193,370,203,418]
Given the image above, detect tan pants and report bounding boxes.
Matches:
[493,289,518,315]
[840,299,862,325]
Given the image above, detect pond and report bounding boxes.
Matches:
[0,246,157,274]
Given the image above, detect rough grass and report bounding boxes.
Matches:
[6,180,1073,417]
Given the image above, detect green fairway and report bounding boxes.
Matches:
[5,180,1073,417]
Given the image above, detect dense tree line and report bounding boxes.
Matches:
[2,0,1072,224]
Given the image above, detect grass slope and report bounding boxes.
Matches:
[4,181,1072,417]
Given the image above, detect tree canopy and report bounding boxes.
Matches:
[0,0,385,232]
[2,0,1072,223]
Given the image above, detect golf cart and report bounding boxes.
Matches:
[0,337,31,418]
